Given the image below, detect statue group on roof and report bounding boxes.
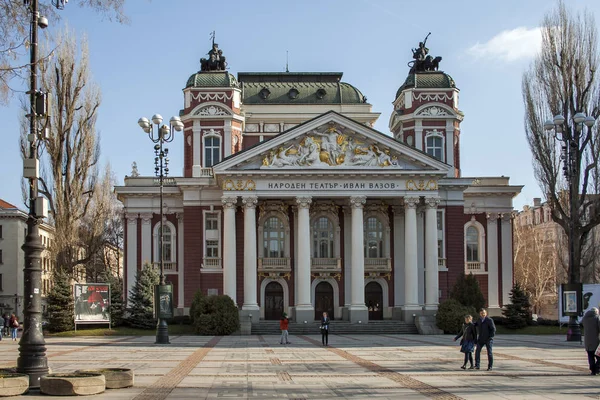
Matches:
[408,33,442,74]
[200,32,227,72]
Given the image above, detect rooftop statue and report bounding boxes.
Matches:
[200,31,227,72]
[408,33,442,74]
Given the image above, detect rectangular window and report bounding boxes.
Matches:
[204,136,221,167]
[206,213,218,230]
[437,210,445,260]
[206,240,219,258]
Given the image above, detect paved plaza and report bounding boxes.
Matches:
[0,333,598,399]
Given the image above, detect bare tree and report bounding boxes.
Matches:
[513,223,559,314]
[522,1,600,286]
[0,0,127,104]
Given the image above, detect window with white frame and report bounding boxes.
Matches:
[153,222,176,264]
[364,217,384,258]
[466,226,479,262]
[206,240,219,258]
[204,211,220,266]
[425,131,444,161]
[313,217,334,258]
[204,136,221,167]
[263,217,285,258]
[437,210,445,263]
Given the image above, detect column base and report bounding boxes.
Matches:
[486,306,502,317]
[397,305,423,322]
[341,306,349,321]
[295,306,315,323]
[348,305,368,323]
[423,304,438,311]
[240,307,260,324]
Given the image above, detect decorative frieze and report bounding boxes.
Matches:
[417,106,449,117]
[406,179,438,191]
[195,105,230,116]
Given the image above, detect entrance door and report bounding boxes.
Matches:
[315,281,334,320]
[264,281,284,320]
[365,281,383,320]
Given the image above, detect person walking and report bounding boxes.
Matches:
[9,314,18,341]
[3,314,9,337]
[279,312,291,345]
[453,314,477,369]
[474,308,496,371]
[320,311,330,346]
[581,307,600,375]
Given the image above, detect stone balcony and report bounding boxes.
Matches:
[153,262,177,272]
[466,261,485,272]
[364,258,392,273]
[258,257,291,273]
[311,258,342,273]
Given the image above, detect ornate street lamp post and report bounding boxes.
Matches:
[137,114,183,344]
[544,112,595,342]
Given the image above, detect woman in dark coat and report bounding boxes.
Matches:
[320,312,330,346]
[454,314,477,369]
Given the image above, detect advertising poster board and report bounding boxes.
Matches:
[558,283,600,323]
[74,283,111,327]
[155,284,174,320]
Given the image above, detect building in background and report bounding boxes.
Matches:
[116,42,522,323]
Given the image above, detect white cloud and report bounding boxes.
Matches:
[467,27,542,62]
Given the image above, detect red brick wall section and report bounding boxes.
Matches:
[136,216,142,271]
[444,206,465,300]
[338,208,345,307]
[183,206,204,307]
[288,208,296,306]
[388,206,395,307]
[184,131,192,177]
[454,134,461,176]
[242,135,260,151]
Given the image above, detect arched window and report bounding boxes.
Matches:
[313,217,334,258]
[466,226,479,262]
[364,217,384,258]
[263,217,285,258]
[204,136,221,167]
[153,221,177,264]
[159,225,172,262]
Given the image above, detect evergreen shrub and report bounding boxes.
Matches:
[190,292,239,335]
[436,299,476,334]
[46,269,75,332]
[502,283,532,329]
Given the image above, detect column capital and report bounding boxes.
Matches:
[500,212,514,223]
[296,196,312,209]
[140,213,153,224]
[349,196,366,209]
[125,213,138,224]
[242,195,258,209]
[222,196,238,209]
[486,212,500,223]
[403,196,420,209]
[424,197,440,209]
[176,212,184,222]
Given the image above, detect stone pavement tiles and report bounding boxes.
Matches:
[0,333,598,399]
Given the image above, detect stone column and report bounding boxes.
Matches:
[486,213,500,311]
[241,196,259,322]
[500,213,514,306]
[342,206,352,320]
[125,213,138,303]
[140,213,153,266]
[192,121,202,177]
[349,196,368,323]
[424,197,440,311]
[403,196,421,320]
[222,196,238,304]
[177,213,185,311]
[295,196,314,323]
[392,206,405,319]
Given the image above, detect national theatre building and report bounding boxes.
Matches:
[116,41,522,325]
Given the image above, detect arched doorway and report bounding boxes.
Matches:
[365,281,383,320]
[315,281,334,320]
[264,281,284,320]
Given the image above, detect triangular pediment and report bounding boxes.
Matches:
[213,112,451,175]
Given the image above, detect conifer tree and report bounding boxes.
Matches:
[450,273,486,312]
[502,283,532,329]
[46,270,74,332]
[126,263,159,329]
[107,274,125,327]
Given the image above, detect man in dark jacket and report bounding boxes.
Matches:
[474,308,496,371]
[581,307,600,375]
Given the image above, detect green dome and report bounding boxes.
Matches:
[185,71,238,88]
[395,72,456,100]
[240,81,367,105]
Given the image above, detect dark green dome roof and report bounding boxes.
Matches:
[395,72,456,100]
[185,71,238,88]
[240,81,366,105]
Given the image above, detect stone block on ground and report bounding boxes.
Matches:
[0,373,29,397]
[40,373,105,396]
[415,315,443,335]
[76,368,134,389]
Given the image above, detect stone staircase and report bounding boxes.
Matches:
[251,320,418,335]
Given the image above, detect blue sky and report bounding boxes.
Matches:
[1,0,600,210]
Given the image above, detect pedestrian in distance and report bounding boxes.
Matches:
[581,307,600,375]
[280,312,291,344]
[474,308,496,371]
[320,311,330,346]
[3,314,9,337]
[453,314,477,369]
[9,314,18,341]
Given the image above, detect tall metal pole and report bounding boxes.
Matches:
[156,134,169,344]
[17,0,49,389]
[566,134,581,342]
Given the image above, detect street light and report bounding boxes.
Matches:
[17,0,55,389]
[544,112,595,342]
[137,114,183,344]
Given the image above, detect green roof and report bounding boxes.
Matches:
[395,72,456,100]
[185,71,238,88]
